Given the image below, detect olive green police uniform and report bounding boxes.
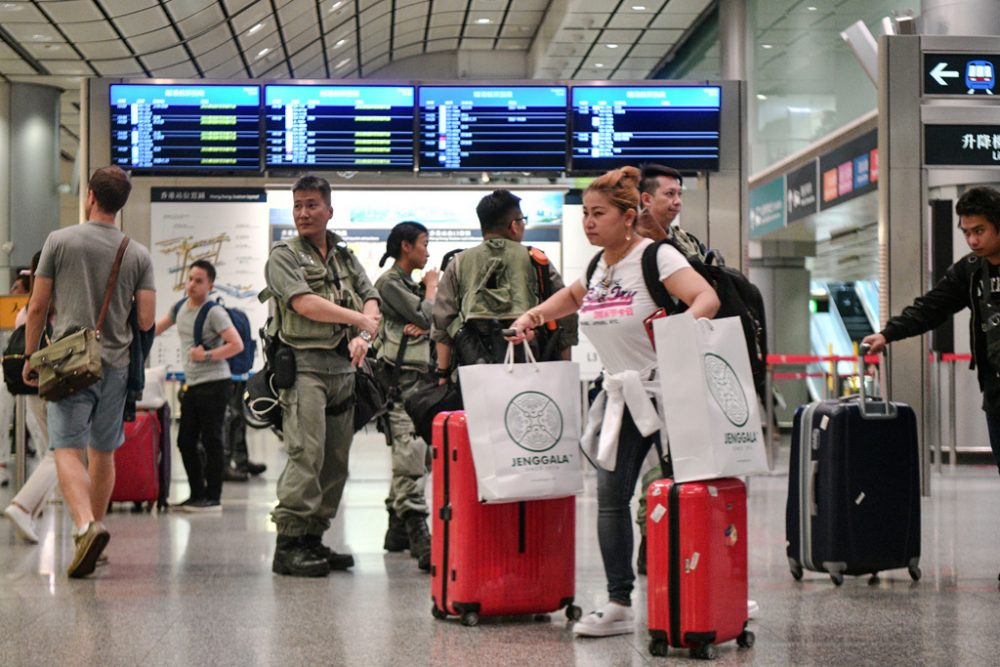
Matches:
[431,237,578,358]
[264,231,379,538]
[374,264,433,519]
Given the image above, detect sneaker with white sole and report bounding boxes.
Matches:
[572,602,636,637]
[4,503,39,544]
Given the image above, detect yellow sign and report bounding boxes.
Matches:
[0,295,28,329]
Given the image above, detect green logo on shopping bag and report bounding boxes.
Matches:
[704,353,749,427]
[505,391,563,452]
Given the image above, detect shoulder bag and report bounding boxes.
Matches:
[31,237,130,402]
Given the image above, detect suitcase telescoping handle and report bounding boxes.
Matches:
[857,343,898,419]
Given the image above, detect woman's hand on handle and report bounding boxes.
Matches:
[861,333,887,355]
[504,313,537,344]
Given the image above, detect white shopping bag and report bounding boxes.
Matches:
[458,342,584,503]
[654,314,768,483]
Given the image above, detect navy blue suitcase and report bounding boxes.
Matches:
[785,361,921,585]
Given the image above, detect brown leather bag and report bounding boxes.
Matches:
[31,237,130,402]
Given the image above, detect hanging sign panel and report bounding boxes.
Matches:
[785,160,818,223]
[818,129,878,211]
[748,176,785,239]
[924,124,1000,166]
[923,53,1000,96]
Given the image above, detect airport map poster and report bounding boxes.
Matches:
[149,188,270,375]
[266,189,565,282]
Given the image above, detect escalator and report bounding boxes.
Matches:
[828,281,875,342]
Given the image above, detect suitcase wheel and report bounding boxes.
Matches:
[908,565,922,581]
[431,605,447,620]
[690,644,719,660]
[649,639,669,657]
[565,605,582,621]
[868,574,880,586]
[737,630,755,649]
[830,572,844,586]
[460,611,479,627]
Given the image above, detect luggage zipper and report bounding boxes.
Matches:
[668,481,682,647]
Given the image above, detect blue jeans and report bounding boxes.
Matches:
[47,363,129,452]
[984,413,1000,475]
[595,409,657,606]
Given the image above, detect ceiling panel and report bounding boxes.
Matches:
[396,4,428,23]
[93,58,144,76]
[0,59,38,75]
[58,20,119,43]
[142,46,191,70]
[0,3,49,23]
[74,40,133,61]
[650,12,703,29]
[460,38,495,50]
[42,1,105,23]
[664,0,712,13]
[153,62,200,78]
[498,38,532,50]
[190,42,243,72]
[429,11,466,27]
[394,43,424,60]
[176,4,228,37]
[113,7,170,37]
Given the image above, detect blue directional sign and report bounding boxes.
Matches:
[924,53,1000,96]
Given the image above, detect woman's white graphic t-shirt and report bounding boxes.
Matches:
[577,238,690,375]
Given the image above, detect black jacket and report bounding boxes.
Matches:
[881,252,1000,413]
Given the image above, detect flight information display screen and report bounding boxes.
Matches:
[265,85,415,169]
[110,84,261,171]
[418,85,568,171]
[569,86,722,172]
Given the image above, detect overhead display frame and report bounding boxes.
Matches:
[417,84,569,172]
[569,84,722,173]
[110,83,262,172]
[264,83,416,170]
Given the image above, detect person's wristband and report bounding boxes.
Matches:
[434,367,451,379]
[206,349,212,362]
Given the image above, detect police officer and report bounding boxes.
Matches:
[432,189,577,374]
[263,175,380,577]
[374,221,437,572]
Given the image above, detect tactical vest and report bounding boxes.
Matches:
[448,238,542,338]
[266,235,364,350]
[375,268,431,370]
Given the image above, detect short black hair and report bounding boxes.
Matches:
[476,189,522,233]
[189,259,216,284]
[292,174,332,207]
[956,186,1000,231]
[380,220,429,267]
[88,166,132,214]
[639,163,684,197]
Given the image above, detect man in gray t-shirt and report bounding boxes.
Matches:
[23,166,156,578]
[155,259,243,513]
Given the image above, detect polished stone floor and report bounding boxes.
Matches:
[2,426,1000,666]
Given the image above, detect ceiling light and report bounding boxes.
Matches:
[594,63,604,68]
[256,47,270,59]
[787,106,812,113]
[30,34,53,42]
[632,5,647,10]
[335,58,351,68]
[606,43,619,49]
[807,6,817,10]
[761,43,773,49]
[756,94,767,100]
[330,1,343,10]
[248,22,264,36]
[335,39,347,48]
[1,3,23,10]
[476,18,491,24]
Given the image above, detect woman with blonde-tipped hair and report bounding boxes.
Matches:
[508,166,719,637]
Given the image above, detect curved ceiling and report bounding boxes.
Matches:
[0,0,714,161]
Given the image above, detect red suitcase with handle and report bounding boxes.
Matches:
[646,477,754,659]
[430,411,580,626]
[110,409,162,510]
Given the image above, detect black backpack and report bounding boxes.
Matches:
[586,239,769,399]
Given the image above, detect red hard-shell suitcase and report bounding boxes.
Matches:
[430,411,581,626]
[646,477,754,659]
[111,409,161,509]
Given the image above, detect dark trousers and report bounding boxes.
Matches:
[984,413,1000,476]
[224,380,249,468]
[178,379,233,502]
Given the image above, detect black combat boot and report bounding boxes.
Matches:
[301,534,354,571]
[403,512,431,572]
[383,509,409,552]
[272,534,330,577]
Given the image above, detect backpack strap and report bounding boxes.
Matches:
[585,250,603,285]
[191,300,220,347]
[170,297,188,323]
[527,246,553,301]
[641,240,679,311]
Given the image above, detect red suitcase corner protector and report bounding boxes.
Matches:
[430,410,580,626]
[645,478,754,659]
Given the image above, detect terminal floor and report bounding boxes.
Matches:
[2,429,1000,666]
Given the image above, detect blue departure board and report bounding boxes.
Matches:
[418,85,568,171]
[110,84,261,171]
[569,86,722,172]
[265,85,415,170]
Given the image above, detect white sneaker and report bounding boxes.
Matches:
[4,504,39,544]
[572,602,636,637]
[748,599,760,619]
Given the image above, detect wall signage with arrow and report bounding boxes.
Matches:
[924,54,997,95]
